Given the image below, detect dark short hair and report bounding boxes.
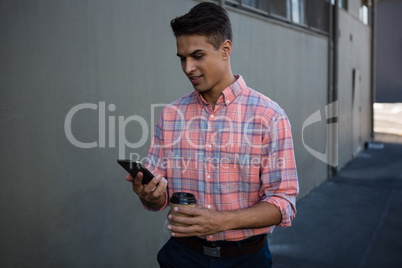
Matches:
[170,2,232,49]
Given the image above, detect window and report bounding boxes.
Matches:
[268,0,290,19]
[241,0,269,14]
[224,0,330,34]
[359,0,371,25]
[330,0,347,9]
[242,0,267,10]
[359,5,368,25]
[305,0,330,33]
[291,0,305,24]
[240,0,290,19]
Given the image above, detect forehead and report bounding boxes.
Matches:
[176,35,216,55]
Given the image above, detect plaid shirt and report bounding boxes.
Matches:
[145,75,299,241]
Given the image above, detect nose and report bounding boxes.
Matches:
[183,59,196,75]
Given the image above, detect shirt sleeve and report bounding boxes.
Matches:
[260,110,299,227]
[143,112,170,212]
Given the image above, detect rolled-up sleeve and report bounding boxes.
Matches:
[260,111,299,227]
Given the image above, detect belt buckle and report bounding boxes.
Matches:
[203,246,221,258]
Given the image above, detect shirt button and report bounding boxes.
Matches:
[207,205,211,209]
[207,144,212,148]
[209,235,213,239]
[207,175,210,179]
[226,100,230,103]
[210,114,214,119]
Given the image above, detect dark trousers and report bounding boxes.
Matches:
[157,237,273,268]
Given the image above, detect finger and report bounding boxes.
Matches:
[151,176,167,196]
[173,206,197,216]
[145,177,167,199]
[168,224,197,237]
[169,213,196,226]
[142,174,162,195]
[132,180,144,196]
[133,171,143,185]
[125,174,134,182]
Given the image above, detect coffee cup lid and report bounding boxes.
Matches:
[170,192,196,205]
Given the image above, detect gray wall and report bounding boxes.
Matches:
[375,0,402,102]
[337,8,373,168]
[0,1,192,267]
[0,0,371,267]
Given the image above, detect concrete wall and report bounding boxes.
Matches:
[0,0,192,267]
[0,0,370,267]
[347,0,362,19]
[337,8,373,169]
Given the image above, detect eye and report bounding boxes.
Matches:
[194,54,204,60]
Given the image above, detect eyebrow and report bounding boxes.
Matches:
[177,49,204,58]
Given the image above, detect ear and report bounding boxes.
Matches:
[221,40,232,60]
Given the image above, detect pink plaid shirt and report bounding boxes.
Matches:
[145,75,299,241]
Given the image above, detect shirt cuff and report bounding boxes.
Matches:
[263,196,295,227]
[142,188,170,212]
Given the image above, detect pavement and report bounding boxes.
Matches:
[268,137,402,268]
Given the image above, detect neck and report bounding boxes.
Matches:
[202,72,236,109]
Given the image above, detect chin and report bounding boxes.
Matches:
[193,85,206,92]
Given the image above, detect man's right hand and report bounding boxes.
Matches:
[125,172,167,210]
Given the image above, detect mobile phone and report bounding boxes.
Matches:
[117,159,154,185]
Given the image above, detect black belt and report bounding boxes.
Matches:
[172,234,267,258]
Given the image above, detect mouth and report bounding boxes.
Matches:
[188,75,203,85]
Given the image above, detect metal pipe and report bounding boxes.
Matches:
[329,0,339,176]
[370,0,376,139]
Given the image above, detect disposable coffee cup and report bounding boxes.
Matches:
[170,192,196,226]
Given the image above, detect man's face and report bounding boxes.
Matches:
[176,35,228,94]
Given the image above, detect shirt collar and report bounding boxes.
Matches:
[221,74,245,106]
[196,74,246,106]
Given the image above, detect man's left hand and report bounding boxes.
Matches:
[167,206,228,237]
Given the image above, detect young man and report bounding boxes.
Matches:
[126,2,299,267]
